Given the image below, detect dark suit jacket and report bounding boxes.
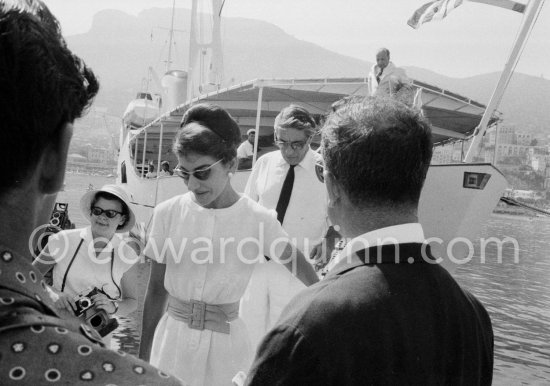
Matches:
[246,243,494,385]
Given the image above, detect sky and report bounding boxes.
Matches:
[42,0,550,79]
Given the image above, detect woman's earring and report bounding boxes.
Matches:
[228,172,234,178]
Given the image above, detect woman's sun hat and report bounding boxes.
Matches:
[80,184,136,233]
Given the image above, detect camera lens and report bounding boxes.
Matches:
[90,315,103,328]
[80,299,91,309]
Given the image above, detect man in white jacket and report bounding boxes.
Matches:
[368,48,410,97]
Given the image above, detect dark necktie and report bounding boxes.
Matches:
[275,164,296,225]
[376,67,384,83]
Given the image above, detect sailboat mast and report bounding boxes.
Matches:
[166,0,176,72]
[187,0,224,100]
[464,0,545,162]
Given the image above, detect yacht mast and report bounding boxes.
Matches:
[165,0,176,72]
[464,0,545,162]
[187,0,224,99]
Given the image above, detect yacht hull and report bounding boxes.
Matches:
[117,77,508,274]
[118,129,507,274]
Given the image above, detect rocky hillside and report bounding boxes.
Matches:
[67,8,550,136]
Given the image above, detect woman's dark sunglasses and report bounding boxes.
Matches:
[315,162,325,183]
[91,206,123,219]
[174,159,223,181]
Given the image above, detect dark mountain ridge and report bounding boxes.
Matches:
[67,8,550,136]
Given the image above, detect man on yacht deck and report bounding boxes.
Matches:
[146,163,157,178]
[237,129,259,169]
[159,160,173,176]
[368,47,411,97]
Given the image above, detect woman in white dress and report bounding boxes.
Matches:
[139,103,318,385]
[34,184,139,341]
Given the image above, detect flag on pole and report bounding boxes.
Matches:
[408,0,465,29]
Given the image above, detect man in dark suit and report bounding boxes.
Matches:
[245,97,494,385]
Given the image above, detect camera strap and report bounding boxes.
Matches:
[61,238,84,292]
[109,249,122,300]
[61,238,121,300]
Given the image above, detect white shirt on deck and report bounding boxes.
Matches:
[368,61,410,97]
[242,148,329,351]
[244,148,329,252]
[237,140,255,158]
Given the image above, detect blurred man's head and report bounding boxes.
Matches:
[247,129,255,144]
[274,105,316,166]
[0,0,98,196]
[376,48,390,70]
[321,97,432,225]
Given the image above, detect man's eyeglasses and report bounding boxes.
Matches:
[315,161,325,183]
[173,159,223,181]
[91,206,123,219]
[275,139,308,151]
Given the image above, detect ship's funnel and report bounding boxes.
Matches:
[161,70,188,111]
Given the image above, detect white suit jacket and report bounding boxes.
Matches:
[368,61,410,97]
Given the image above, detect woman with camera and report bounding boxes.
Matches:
[34,184,139,341]
[138,103,318,386]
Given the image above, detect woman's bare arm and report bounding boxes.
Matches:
[139,260,168,362]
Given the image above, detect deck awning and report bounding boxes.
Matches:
[134,77,497,145]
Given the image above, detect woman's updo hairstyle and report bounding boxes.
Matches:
[173,103,242,163]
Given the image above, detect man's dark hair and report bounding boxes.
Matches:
[0,1,99,193]
[274,104,317,137]
[321,97,432,207]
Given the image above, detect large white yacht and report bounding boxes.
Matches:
[117,0,544,270]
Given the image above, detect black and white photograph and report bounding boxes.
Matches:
[1,0,549,384]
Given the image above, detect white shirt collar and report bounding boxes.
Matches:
[79,226,120,252]
[372,61,396,73]
[328,223,425,272]
[275,147,317,172]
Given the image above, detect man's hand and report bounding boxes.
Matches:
[311,239,340,273]
[91,292,117,314]
[310,241,328,271]
[311,226,342,272]
[52,291,78,319]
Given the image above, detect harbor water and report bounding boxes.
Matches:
[58,173,550,385]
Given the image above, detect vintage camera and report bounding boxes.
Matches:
[33,202,75,264]
[74,288,119,337]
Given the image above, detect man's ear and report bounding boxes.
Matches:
[38,122,73,194]
[324,171,342,208]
